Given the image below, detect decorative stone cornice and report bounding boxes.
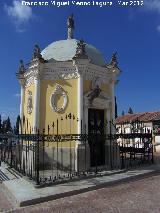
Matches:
[21,57,119,88]
[24,58,44,87]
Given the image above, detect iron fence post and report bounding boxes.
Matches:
[57,119,59,179]
[36,131,40,185]
[151,133,154,164]
[109,121,113,169]
[42,129,45,181]
[84,123,87,173]
[10,137,13,167]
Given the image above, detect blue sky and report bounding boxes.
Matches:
[0,0,160,123]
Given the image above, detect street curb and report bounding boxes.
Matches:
[2,168,160,207]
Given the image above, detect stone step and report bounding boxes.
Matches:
[0,163,22,182]
[0,169,10,181]
[6,167,22,179]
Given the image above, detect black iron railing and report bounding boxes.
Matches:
[0,118,153,186]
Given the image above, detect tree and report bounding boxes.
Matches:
[115,96,118,119]
[15,115,20,134]
[0,115,2,133]
[122,110,125,116]
[128,107,133,114]
[6,117,12,132]
[2,117,12,133]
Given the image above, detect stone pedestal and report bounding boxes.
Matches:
[77,143,90,172]
[105,142,120,169]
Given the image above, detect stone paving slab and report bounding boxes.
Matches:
[1,164,160,207]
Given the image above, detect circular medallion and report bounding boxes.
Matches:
[50,85,68,113]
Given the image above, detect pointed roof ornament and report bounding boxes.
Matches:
[73,39,88,59]
[18,60,25,74]
[109,52,118,68]
[16,60,25,85]
[33,44,42,59]
[67,14,75,39]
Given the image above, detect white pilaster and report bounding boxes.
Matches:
[20,85,24,120]
[19,85,25,133]
[77,73,83,134]
[33,77,40,133]
[110,81,115,122]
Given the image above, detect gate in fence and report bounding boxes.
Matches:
[0,118,153,186]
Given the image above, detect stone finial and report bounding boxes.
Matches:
[73,39,88,59]
[109,52,118,67]
[18,60,25,74]
[67,14,75,39]
[33,44,42,59]
[16,60,25,86]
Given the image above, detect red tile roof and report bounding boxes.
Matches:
[116,111,160,124]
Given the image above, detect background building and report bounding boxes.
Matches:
[116,111,160,151]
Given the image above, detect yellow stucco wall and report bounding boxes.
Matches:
[23,84,35,133]
[84,80,92,93]
[100,84,110,95]
[39,79,78,135]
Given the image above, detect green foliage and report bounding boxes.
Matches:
[128,107,133,114]
[122,110,125,116]
[0,115,2,133]
[115,96,118,119]
[0,115,13,133]
[15,115,20,134]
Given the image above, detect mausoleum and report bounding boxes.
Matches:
[16,15,120,170]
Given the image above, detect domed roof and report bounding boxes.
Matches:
[41,39,105,66]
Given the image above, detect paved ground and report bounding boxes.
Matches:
[1,174,160,213]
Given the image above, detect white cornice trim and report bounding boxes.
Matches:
[23,60,118,86]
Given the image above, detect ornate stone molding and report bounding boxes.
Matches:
[50,84,68,113]
[23,59,118,87]
[73,40,88,59]
[27,91,33,114]
[24,59,43,87]
[43,71,79,80]
[84,90,111,109]
[25,76,34,88]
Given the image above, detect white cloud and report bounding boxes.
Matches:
[157,25,160,32]
[143,0,160,33]
[14,93,21,97]
[4,0,33,32]
[144,0,160,13]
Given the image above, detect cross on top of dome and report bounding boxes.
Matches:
[67,14,75,39]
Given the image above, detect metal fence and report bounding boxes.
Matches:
[0,118,153,186]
